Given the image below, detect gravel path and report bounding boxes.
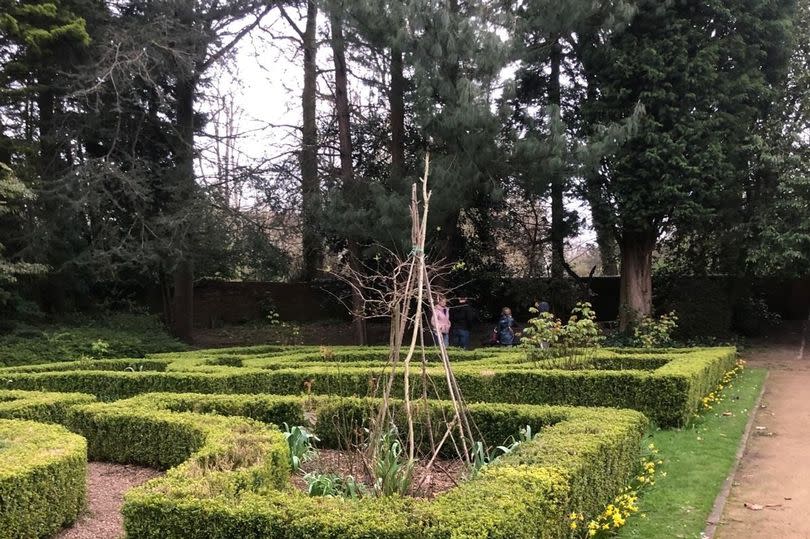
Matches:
[717,319,810,539]
[54,462,162,539]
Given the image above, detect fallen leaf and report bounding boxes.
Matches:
[784,497,792,501]
[722,411,733,416]
[755,426,767,431]
[744,503,764,511]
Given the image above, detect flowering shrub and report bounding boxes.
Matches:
[633,312,678,348]
[569,443,664,537]
[522,302,604,368]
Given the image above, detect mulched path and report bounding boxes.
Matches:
[717,320,810,539]
[290,448,467,499]
[54,462,162,539]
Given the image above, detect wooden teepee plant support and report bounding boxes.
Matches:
[363,154,478,483]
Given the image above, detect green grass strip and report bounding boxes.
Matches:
[618,367,766,539]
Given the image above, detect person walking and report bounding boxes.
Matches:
[534,299,550,314]
[498,307,519,346]
[431,295,451,347]
[450,296,478,349]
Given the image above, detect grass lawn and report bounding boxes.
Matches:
[618,367,767,539]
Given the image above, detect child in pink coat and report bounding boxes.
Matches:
[431,295,451,347]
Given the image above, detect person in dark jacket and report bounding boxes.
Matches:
[497,307,519,346]
[534,299,550,314]
[450,297,478,350]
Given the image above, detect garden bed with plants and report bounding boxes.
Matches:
[0,387,648,538]
[0,343,737,426]
[0,297,751,538]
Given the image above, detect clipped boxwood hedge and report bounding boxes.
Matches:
[1,387,644,538]
[0,419,87,539]
[0,346,737,426]
[120,397,647,539]
[63,401,290,480]
[0,389,96,424]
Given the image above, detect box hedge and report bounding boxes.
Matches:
[0,387,645,538]
[0,419,87,539]
[0,346,738,426]
[120,399,646,539]
[0,389,96,424]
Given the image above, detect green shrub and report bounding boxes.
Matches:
[122,392,306,427]
[0,313,186,367]
[0,389,96,423]
[0,385,645,539]
[633,312,679,348]
[0,346,738,426]
[0,419,87,539]
[121,403,647,539]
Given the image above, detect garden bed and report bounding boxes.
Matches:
[290,449,466,499]
[0,345,738,426]
[0,388,646,539]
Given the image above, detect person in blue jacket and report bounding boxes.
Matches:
[497,307,519,346]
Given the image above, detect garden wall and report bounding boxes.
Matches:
[184,276,810,335]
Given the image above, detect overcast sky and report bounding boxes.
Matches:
[200,9,598,250]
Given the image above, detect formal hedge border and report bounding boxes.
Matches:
[119,396,647,539]
[0,346,737,426]
[0,389,96,424]
[0,387,644,538]
[0,419,87,539]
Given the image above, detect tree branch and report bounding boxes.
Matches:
[277,5,305,41]
[199,5,274,72]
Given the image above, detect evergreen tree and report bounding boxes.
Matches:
[582,0,795,329]
[0,162,45,309]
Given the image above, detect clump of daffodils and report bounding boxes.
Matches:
[569,443,663,538]
[701,359,745,411]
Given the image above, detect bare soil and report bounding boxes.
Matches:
[290,448,467,499]
[54,462,162,539]
[717,319,810,539]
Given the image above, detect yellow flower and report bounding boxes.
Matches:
[570,522,578,530]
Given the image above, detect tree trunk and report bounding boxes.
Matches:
[300,0,322,281]
[171,76,196,342]
[584,169,619,275]
[330,7,367,345]
[548,39,566,280]
[37,85,58,181]
[577,34,619,276]
[390,44,405,190]
[595,220,619,275]
[618,228,656,331]
[172,258,194,341]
